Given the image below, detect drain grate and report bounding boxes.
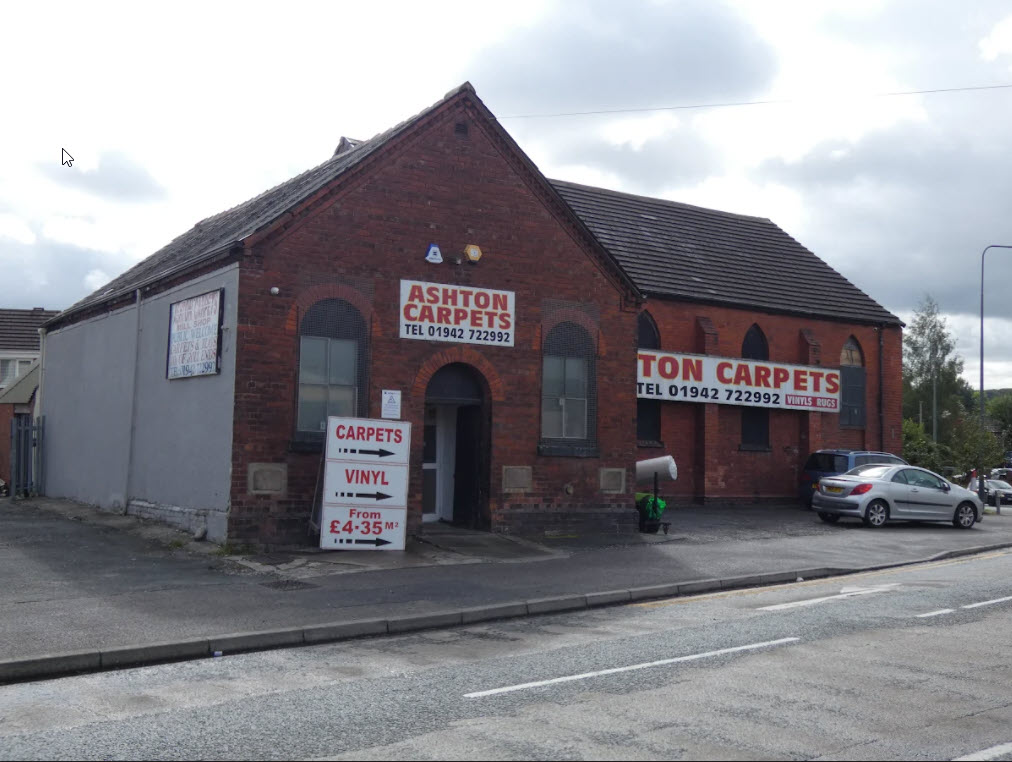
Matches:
[260,578,318,592]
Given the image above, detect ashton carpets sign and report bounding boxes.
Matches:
[637,350,840,413]
[167,290,223,379]
[400,280,515,347]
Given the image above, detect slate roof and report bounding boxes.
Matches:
[0,309,59,352]
[51,85,481,326]
[552,180,901,326]
[50,81,899,330]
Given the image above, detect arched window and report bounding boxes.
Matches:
[840,337,866,428]
[297,298,368,436]
[741,324,769,448]
[637,312,662,443]
[540,321,596,452]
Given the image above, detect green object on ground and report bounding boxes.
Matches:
[635,492,667,520]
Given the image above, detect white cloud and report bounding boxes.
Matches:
[979,14,1012,60]
[40,216,124,254]
[83,269,111,292]
[0,214,36,245]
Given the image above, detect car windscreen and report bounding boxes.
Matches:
[844,465,891,479]
[803,453,849,472]
[988,480,1012,490]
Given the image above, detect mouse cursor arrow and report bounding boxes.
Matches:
[62,148,74,167]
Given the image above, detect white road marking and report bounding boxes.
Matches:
[953,741,1012,760]
[758,583,900,611]
[962,595,1012,610]
[916,609,954,618]
[463,637,801,698]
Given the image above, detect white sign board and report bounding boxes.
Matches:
[321,505,407,549]
[327,419,410,464]
[381,389,401,419]
[324,461,408,506]
[637,350,841,413]
[167,290,223,379]
[322,416,412,551]
[400,279,515,347]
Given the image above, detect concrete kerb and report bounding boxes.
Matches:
[101,639,211,669]
[4,546,1010,685]
[0,650,101,683]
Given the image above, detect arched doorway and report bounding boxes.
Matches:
[423,363,490,529]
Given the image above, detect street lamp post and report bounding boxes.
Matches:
[979,244,1012,510]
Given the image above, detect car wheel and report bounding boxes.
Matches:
[863,499,889,527]
[818,512,840,524]
[953,503,977,529]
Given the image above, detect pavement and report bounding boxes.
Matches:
[2,495,1011,684]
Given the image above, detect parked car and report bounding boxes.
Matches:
[799,450,908,506]
[966,478,1012,506]
[813,464,981,528]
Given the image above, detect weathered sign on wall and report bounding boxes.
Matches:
[167,290,223,379]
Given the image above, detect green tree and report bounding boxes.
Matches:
[902,296,968,443]
[987,393,1012,449]
[947,417,1005,478]
[902,418,948,472]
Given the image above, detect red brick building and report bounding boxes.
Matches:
[39,83,902,546]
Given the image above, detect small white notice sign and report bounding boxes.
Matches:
[381,389,401,419]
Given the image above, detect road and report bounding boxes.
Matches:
[2,550,1012,760]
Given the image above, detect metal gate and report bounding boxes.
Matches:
[10,415,44,497]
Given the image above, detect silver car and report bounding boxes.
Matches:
[813,464,981,528]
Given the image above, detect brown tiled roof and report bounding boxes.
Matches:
[552,180,901,326]
[0,309,59,352]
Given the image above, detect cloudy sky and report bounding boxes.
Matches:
[3,1,1012,386]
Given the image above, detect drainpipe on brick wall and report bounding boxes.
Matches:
[122,289,143,515]
[878,324,886,450]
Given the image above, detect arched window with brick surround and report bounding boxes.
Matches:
[840,336,866,428]
[539,321,597,456]
[741,323,770,449]
[637,312,662,444]
[296,298,368,437]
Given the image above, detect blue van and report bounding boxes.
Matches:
[799,449,907,506]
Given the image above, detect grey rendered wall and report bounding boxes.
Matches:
[42,266,238,541]
[43,306,137,510]
[128,267,238,541]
